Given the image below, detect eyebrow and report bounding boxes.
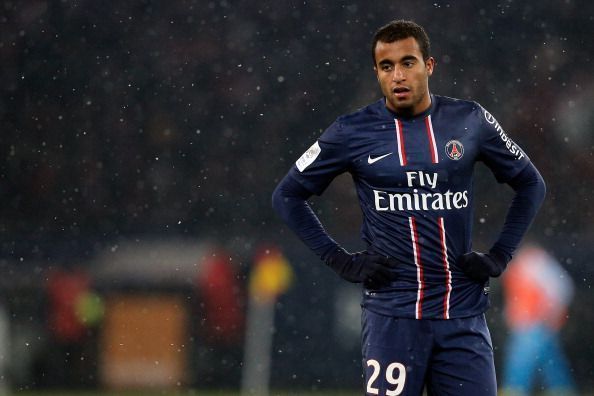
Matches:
[378,54,419,65]
[400,55,418,62]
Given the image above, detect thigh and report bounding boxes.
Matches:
[361,309,431,396]
[427,314,497,396]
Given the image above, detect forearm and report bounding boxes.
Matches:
[458,163,546,282]
[491,162,546,259]
[272,174,339,260]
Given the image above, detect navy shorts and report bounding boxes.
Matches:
[361,309,496,396]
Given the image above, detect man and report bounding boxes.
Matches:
[272,20,545,395]
[501,244,576,396]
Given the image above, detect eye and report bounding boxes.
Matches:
[381,64,393,72]
[403,61,414,68]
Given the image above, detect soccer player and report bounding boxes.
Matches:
[272,20,545,395]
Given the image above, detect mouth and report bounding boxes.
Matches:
[392,86,411,99]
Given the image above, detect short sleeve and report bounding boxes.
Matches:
[476,104,530,183]
[288,121,350,195]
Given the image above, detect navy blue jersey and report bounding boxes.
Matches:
[288,95,530,319]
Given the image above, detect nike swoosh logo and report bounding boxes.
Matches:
[367,153,393,164]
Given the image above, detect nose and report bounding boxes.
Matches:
[392,66,405,82]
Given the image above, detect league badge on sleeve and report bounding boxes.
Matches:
[445,140,464,160]
[296,141,321,172]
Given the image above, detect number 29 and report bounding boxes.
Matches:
[366,359,407,396]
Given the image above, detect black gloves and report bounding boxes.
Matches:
[457,249,511,283]
[325,248,396,287]
[325,247,510,285]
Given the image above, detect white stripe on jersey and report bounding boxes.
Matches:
[438,217,452,319]
[425,115,439,164]
[409,217,424,319]
[394,119,407,166]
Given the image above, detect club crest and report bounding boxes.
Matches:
[445,140,464,160]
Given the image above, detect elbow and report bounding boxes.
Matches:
[536,171,547,206]
[272,175,312,215]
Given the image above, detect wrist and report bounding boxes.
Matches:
[488,247,511,265]
[487,247,510,277]
[324,247,350,266]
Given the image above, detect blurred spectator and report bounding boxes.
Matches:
[46,268,91,343]
[196,250,244,345]
[501,244,576,396]
[194,250,245,388]
[37,267,101,388]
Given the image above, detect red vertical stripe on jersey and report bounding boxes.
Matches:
[438,217,452,319]
[425,115,439,164]
[409,217,424,319]
[394,119,407,166]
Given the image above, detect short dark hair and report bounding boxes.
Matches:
[371,20,431,65]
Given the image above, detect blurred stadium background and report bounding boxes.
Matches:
[1,1,593,395]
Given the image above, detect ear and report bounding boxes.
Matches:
[425,57,435,77]
[373,66,379,81]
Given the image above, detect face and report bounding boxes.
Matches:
[374,37,435,116]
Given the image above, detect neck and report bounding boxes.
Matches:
[386,94,432,117]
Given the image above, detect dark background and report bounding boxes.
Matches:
[1,0,593,392]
